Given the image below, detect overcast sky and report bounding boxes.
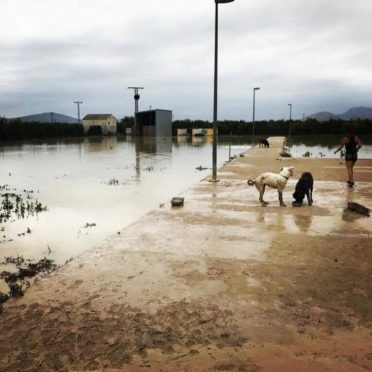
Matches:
[1,0,371,121]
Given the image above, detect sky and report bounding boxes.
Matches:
[1,0,372,121]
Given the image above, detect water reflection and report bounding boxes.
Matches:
[293,214,312,232]
[191,136,213,145]
[134,137,172,154]
[133,137,172,180]
[256,210,285,232]
[176,136,188,145]
[83,136,118,152]
[0,136,252,266]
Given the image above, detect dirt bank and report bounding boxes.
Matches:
[0,137,371,371]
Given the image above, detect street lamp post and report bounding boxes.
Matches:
[252,87,260,138]
[288,103,292,120]
[128,87,144,135]
[288,103,293,136]
[212,0,235,181]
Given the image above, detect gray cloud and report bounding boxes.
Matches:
[1,0,372,120]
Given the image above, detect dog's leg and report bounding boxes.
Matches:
[278,190,286,207]
[259,185,264,206]
[262,185,268,205]
[259,185,268,206]
[308,189,313,205]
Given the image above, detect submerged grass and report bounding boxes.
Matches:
[0,185,47,223]
[0,255,58,309]
[0,185,47,244]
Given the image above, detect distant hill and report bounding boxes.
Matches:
[308,106,372,122]
[307,111,339,122]
[338,107,372,120]
[11,112,79,124]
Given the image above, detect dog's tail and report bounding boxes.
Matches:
[247,179,255,186]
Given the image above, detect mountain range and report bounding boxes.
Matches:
[11,112,78,124]
[9,106,372,123]
[308,106,372,122]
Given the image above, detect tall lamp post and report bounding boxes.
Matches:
[252,87,260,138]
[212,0,235,181]
[288,103,293,136]
[128,87,144,135]
[288,103,292,120]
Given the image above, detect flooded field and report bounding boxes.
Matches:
[0,135,252,274]
[1,134,371,279]
[1,133,371,370]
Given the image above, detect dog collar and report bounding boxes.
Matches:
[281,175,289,180]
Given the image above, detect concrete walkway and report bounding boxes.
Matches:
[1,137,371,371]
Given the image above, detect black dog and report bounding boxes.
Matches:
[292,172,313,206]
[259,139,270,148]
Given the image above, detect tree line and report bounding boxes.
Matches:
[1,116,371,141]
[171,118,372,136]
[0,118,83,141]
[118,117,372,135]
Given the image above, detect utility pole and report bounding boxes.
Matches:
[74,101,83,123]
[252,87,260,138]
[128,87,144,134]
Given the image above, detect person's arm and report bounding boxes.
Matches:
[334,138,346,154]
[355,136,362,151]
[334,145,343,154]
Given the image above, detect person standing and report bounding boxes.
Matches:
[334,131,362,187]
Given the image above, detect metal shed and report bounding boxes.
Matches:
[135,109,172,137]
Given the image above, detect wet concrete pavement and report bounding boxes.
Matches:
[1,137,371,371]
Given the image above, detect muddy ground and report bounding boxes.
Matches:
[0,137,371,371]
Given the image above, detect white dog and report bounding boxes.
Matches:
[247,167,294,207]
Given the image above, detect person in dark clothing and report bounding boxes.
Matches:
[334,131,362,187]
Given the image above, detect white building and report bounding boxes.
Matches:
[82,114,117,135]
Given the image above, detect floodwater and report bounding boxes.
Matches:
[288,134,372,158]
[1,134,371,271]
[0,135,252,270]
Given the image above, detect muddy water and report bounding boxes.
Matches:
[0,136,252,273]
[1,134,371,283]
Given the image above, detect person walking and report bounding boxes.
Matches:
[334,130,362,187]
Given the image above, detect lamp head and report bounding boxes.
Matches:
[215,0,235,3]
[254,87,260,91]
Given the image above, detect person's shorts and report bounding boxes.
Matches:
[345,152,357,162]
